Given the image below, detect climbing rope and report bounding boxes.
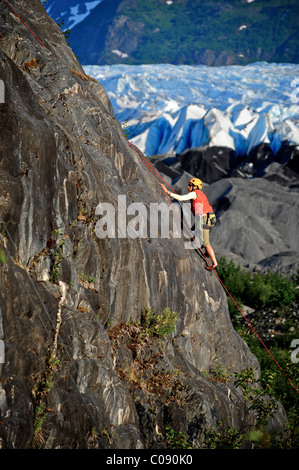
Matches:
[3,0,46,48]
[2,0,297,394]
[126,138,299,394]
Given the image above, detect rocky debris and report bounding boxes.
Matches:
[107,320,257,449]
[234,302,299,345]
[205,176,299,275]
[0,0,286,449]
[176,146,240,184]
[152,144,299,275]
[163,142,299,184]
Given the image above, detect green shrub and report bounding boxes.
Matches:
[204,366,281,449]
[140,307,178,337]
[218,257,298,312]
[206,361,231,385]
[0,248,6,265]
[165,425,193,449]
[204,423,244,449]
[218,257,299,448]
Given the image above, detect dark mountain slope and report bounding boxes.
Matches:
[46,0,299,65]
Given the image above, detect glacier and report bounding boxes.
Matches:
[84,62,299,157]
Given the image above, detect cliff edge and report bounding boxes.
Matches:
[0,0,285,449]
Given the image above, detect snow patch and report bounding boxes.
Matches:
[47,1,103,30]
[112,50,129,59]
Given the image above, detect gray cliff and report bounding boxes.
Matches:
[0,1,285,448]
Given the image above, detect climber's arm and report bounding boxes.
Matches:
[160,184,196,201]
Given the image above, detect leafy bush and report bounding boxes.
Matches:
[218,257,298,312]
[140,307,178,337]
[204,423,244,449]
[217,257,299,448]
[241,334,299,448]
[204,366,279,449]
[165,425,193,449]
[205,362,231,385]
[245,271,297,310]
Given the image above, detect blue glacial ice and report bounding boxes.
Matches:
[84,62,299,157]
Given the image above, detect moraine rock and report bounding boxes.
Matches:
[205,176,299,275]
[0,0,286,449]
[152,144,299,275]
[176,146,240,184]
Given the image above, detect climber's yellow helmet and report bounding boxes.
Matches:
[189,178,203,190]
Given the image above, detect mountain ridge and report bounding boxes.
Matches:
[45,0,299,66]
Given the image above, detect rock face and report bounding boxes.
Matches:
[152,145,299,275]
[0,1,285,449]
[204,175,299,274]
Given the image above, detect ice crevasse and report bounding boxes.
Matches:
[85,63,299,157]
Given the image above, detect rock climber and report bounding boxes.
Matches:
[160,178,218,270]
